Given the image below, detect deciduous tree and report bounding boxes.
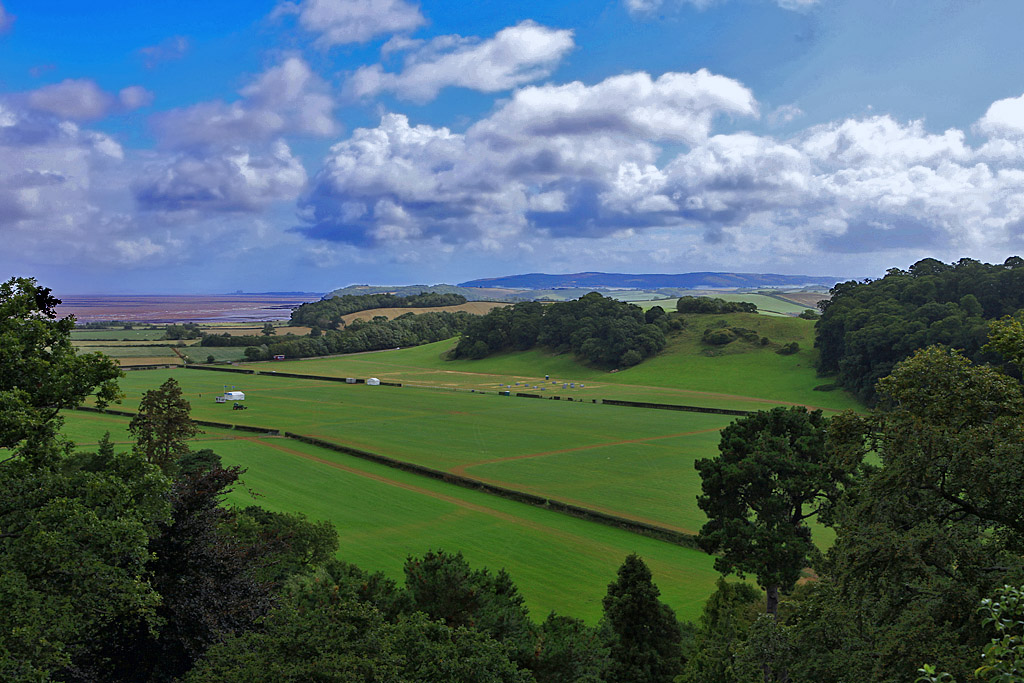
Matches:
[0,277,121,451]
[696,407,844,619]
[129,377,199,473]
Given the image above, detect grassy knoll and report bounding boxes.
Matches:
[102,369,735,531]
[255,313,859,412]
[57,410,722,623]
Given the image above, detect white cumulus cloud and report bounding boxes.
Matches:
[134,140,307,213]
[294,77,1024,276]
[152,57,336,149]
[273,0,425,47]
[347,21,575,103]
[977,93,1024,139]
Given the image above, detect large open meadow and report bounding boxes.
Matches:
[104,368,736,533]
[59,410,721,623]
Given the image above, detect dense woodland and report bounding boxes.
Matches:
[289,292,468,329]
[200,310,475,361]
[5,273,1024,681]
[815,256,1024,401]
[675,296,757,314]
[452,292,672,368]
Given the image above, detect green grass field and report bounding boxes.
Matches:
[254,313,859,412]
[102,368,737,532]
[57,410,721,623]
[71,329,167,341]
[182,347,250,363]
[78,346,180,358]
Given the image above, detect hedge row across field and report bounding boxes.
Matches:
[284,431,699,549]
[70,401,701,548]
[183,365,256,374]
[601,399,753,417]
[73,406,280,436]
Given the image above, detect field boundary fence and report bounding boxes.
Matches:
[183,365,256,375]
[285,431,699,549]
[600,399,753,416]
[72,406,279,436]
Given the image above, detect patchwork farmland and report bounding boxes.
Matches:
[68,326,858,622]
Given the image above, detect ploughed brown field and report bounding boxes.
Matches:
[55,294,322,323]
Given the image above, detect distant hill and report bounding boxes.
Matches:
[458,272,843,290]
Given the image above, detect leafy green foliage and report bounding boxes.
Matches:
[163,323,202,340]
[453,292,667,367]
[917,584,1024,683]
[129,377,200,473]
[775,342,799,355]
[230,506,339,584]
[290,291,468,328]
[403,549,536,671]
[600,553,684,683]
[99,464,276,682]
[0,277,121,450]
[0,444,170,681]
[796,345,1024,682]
[531,613,608,683]
[696,407,850,617]
[814,256,1024,402]
[985,313,1024,371]
[677,296,757,314]
[208,310,474,360]
[678,578,762,683]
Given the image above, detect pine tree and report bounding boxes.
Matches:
[601,554,683,683]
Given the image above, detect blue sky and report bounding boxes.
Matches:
[2,0,1024,293]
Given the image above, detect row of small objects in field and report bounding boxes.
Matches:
[495,379,586,391]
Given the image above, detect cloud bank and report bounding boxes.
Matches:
[295,69,1024,274]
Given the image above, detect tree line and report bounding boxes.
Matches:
[194,311,475,360]
[814,256,1024,402]
[451,293,673,368]
[239,310,476,361]
[289,292,468,329]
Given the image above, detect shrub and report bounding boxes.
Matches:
[704,328,737,346]
[776,342,800,355]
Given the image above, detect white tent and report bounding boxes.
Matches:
[224,391,245,400]
[366,378,381,386]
